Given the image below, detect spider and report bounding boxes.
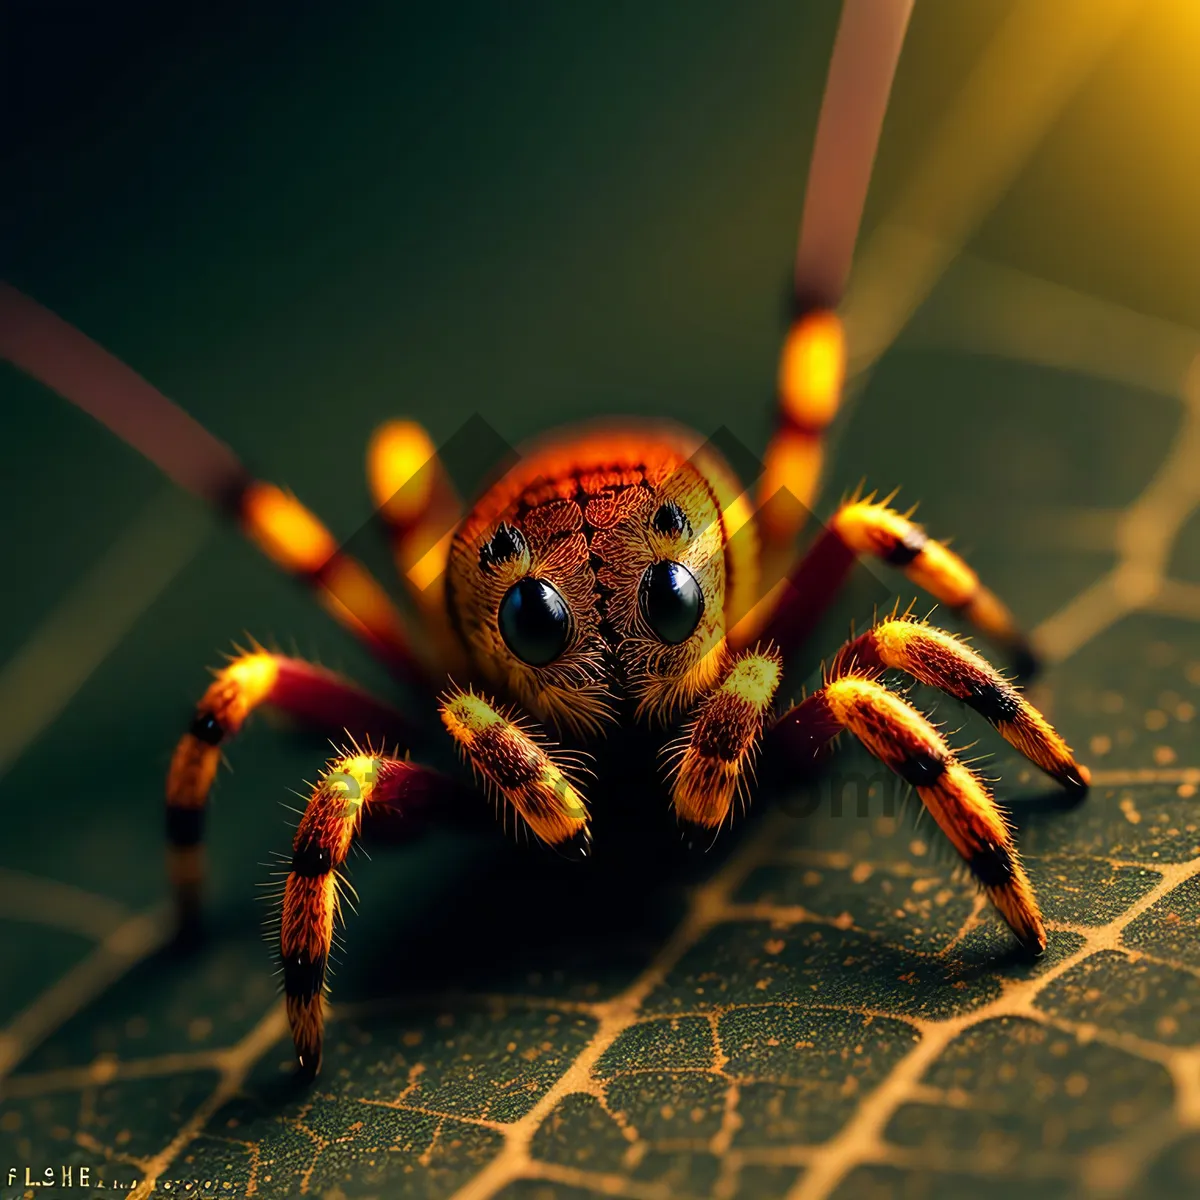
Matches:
[0,2,1089,1079]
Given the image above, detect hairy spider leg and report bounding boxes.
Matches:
[831,617,1089,794]
[367,419,467,673]
[757,0,914,550]
[277,752,455,1075]
[665,648,782,843]
[739,497,1039,677]
[0,284,429,685]
[166,651,411,932]
[439,686,592,859]
[768,672,1045,953]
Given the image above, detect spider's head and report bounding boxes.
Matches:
[445,424,756,737]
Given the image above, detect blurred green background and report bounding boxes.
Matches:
[3,2,1200,1197]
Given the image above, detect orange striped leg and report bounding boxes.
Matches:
[756,0,913,549]
[238,483,431,686]
[666,648,782,847]
[831,617,1089,796]
[769,675,1045,953]
[752,498,1038,676]
[368,420,467,672]
[166,652,410,933]
[439,686,592,858]
[278,752,452,1076]
[757,310,846,550]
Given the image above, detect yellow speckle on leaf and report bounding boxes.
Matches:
[1119,795,1142,825]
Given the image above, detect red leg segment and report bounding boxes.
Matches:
[166,651,412,931]
[742,499,1038,676]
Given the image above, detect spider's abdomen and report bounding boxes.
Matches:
[445,421,758,735]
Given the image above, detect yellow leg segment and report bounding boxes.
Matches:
[757,310,846,547]
[667,648,782,841]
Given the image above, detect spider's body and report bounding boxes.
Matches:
[5,1,1093,1080]
[442,424,769,850]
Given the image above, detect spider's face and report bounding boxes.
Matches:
[446,426,751,736]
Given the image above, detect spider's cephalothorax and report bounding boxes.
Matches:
[441,426,775,852]
[8,1,1092,1078]
[448,429,748,736]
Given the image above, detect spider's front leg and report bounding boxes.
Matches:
[438,685,593,857]
[665,647,783,846]
[278,750,454,1075]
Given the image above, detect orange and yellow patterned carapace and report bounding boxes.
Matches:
[446,424,757,735]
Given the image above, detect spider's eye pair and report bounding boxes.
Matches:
[498,561,703,667]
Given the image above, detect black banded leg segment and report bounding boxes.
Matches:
[278,753,454,1076]
[166,652,409,935]
[831,618,1089,796]
[667,648,783,845]
[768,675,1046,953]
[840,618,1090,790]
[750,499,1038,676]
[439,686,593,858]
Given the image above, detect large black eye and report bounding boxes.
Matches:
[499,577,571,666]
[639,560,703,645]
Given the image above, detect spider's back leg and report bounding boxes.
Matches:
[769,671,1046,952]
[757,0,914,550]
[166,650,412,934]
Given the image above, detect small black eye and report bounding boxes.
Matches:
[639,560,703,645]
[480,522,526,572]
[652,501,691,538]
[499,577,571,666]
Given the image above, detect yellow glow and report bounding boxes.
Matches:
[778,310,845,429]
[406,529,453,593]
[225,653,280,707]
[721,491,754,543]
[319,558,412,655]
[368,420,437,526]
[842,0,1140,380]
[242,483,336,574]
[727,576,789,649]
[757,432,822,542]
